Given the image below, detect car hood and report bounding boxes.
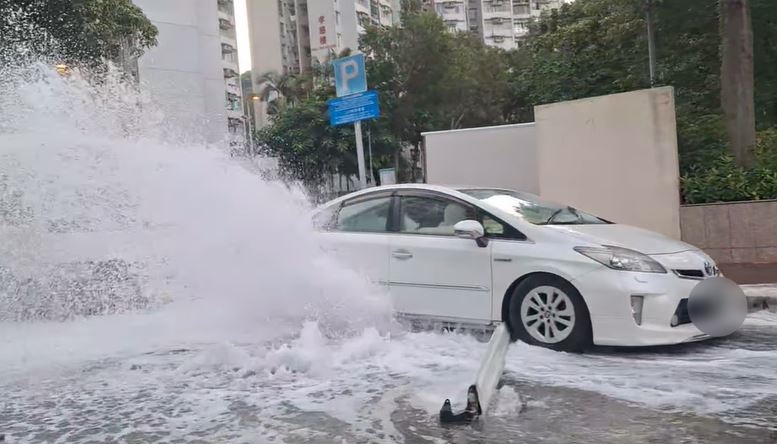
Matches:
[544,224,699,255]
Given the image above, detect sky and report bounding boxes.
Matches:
[235,0,251,73]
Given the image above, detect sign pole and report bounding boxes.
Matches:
[367,125,374,185]
[330,54,377,190]
[354,120,367,189]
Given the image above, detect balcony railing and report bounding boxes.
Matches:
[223,68,239,79]
[222,52,237,64]
[227,117,244,130]
[217,0,233,14]
[225,92,241,112]
[485,17,509,25]
[219,18,234,31]
[221,43,236,54]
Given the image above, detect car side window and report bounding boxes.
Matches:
[480,211,527,240]
[399,195,475,236]
[483,215,505,235]
[335,196,392,233]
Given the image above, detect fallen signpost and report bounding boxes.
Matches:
[440,323,512,424]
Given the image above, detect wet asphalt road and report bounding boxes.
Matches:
[2,317,776,443]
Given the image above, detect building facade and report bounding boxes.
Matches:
[130,0,246,145]
[426,0,562,50]
[246,0,402,128]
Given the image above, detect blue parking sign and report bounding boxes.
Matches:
[333,54,367,97]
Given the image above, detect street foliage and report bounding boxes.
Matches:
[0,0,158,67]
[259,0,777,203]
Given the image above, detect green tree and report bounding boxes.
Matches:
[511,0,777,171]
[256,85,399,191]
[253,71,308,115]
[720,0,756,167]
[0,0,158,66]
[360,7,511,181]
[751,0,777,130]
[511,0,649,108]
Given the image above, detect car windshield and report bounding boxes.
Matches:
[459,189,610,225]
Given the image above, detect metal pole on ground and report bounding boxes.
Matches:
[646,0,657,86]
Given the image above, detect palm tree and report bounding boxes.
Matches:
[256,48,354,115]
[255,71,308,115]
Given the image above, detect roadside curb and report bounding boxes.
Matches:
[742,285,777,313]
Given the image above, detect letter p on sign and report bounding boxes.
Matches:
[333,54,367,97]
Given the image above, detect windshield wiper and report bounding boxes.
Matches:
[544,206,579,225]
[544,208,564,225]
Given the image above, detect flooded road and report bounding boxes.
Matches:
[2,313,776,443]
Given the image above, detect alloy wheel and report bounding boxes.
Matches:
[520,285,576,344]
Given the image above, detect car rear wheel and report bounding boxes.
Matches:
[508,275,592,352]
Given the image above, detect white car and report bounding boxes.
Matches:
[312,184,722,351]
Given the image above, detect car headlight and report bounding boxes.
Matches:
[574,246,667,274]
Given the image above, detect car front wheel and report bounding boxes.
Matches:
[508,274,592,352]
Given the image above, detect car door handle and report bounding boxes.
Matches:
[392,250,413,260]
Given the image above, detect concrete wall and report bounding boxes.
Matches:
[680,200,777,283]
[133,0,226,143]
[423,87,682,239]
[424,123,539,193]
[535,87,681,238]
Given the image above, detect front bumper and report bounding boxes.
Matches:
[572,267,713,347]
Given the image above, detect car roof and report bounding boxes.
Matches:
[315,184,520,210]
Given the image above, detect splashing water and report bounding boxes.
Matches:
[0,63,392,371]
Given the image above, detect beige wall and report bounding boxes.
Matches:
[535,87,681,238]
[424,123,539,193]
[680,200,777,264]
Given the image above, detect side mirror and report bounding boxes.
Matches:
[454,220,488,247]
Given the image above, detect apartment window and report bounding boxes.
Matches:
[485,0,510,14]
[358,12,370,27]
[336,11,341,25]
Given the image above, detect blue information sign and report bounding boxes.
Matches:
[328,90,380,126]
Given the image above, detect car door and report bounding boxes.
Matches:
[317,192,393,288]
[388,191,493,322]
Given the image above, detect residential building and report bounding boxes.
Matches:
[428,0,469,32]
[246,0,402,128]
[130,0,246,145]
[218,0,247,144]
[425,0,562,50]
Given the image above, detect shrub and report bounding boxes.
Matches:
[681,129,777,204]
